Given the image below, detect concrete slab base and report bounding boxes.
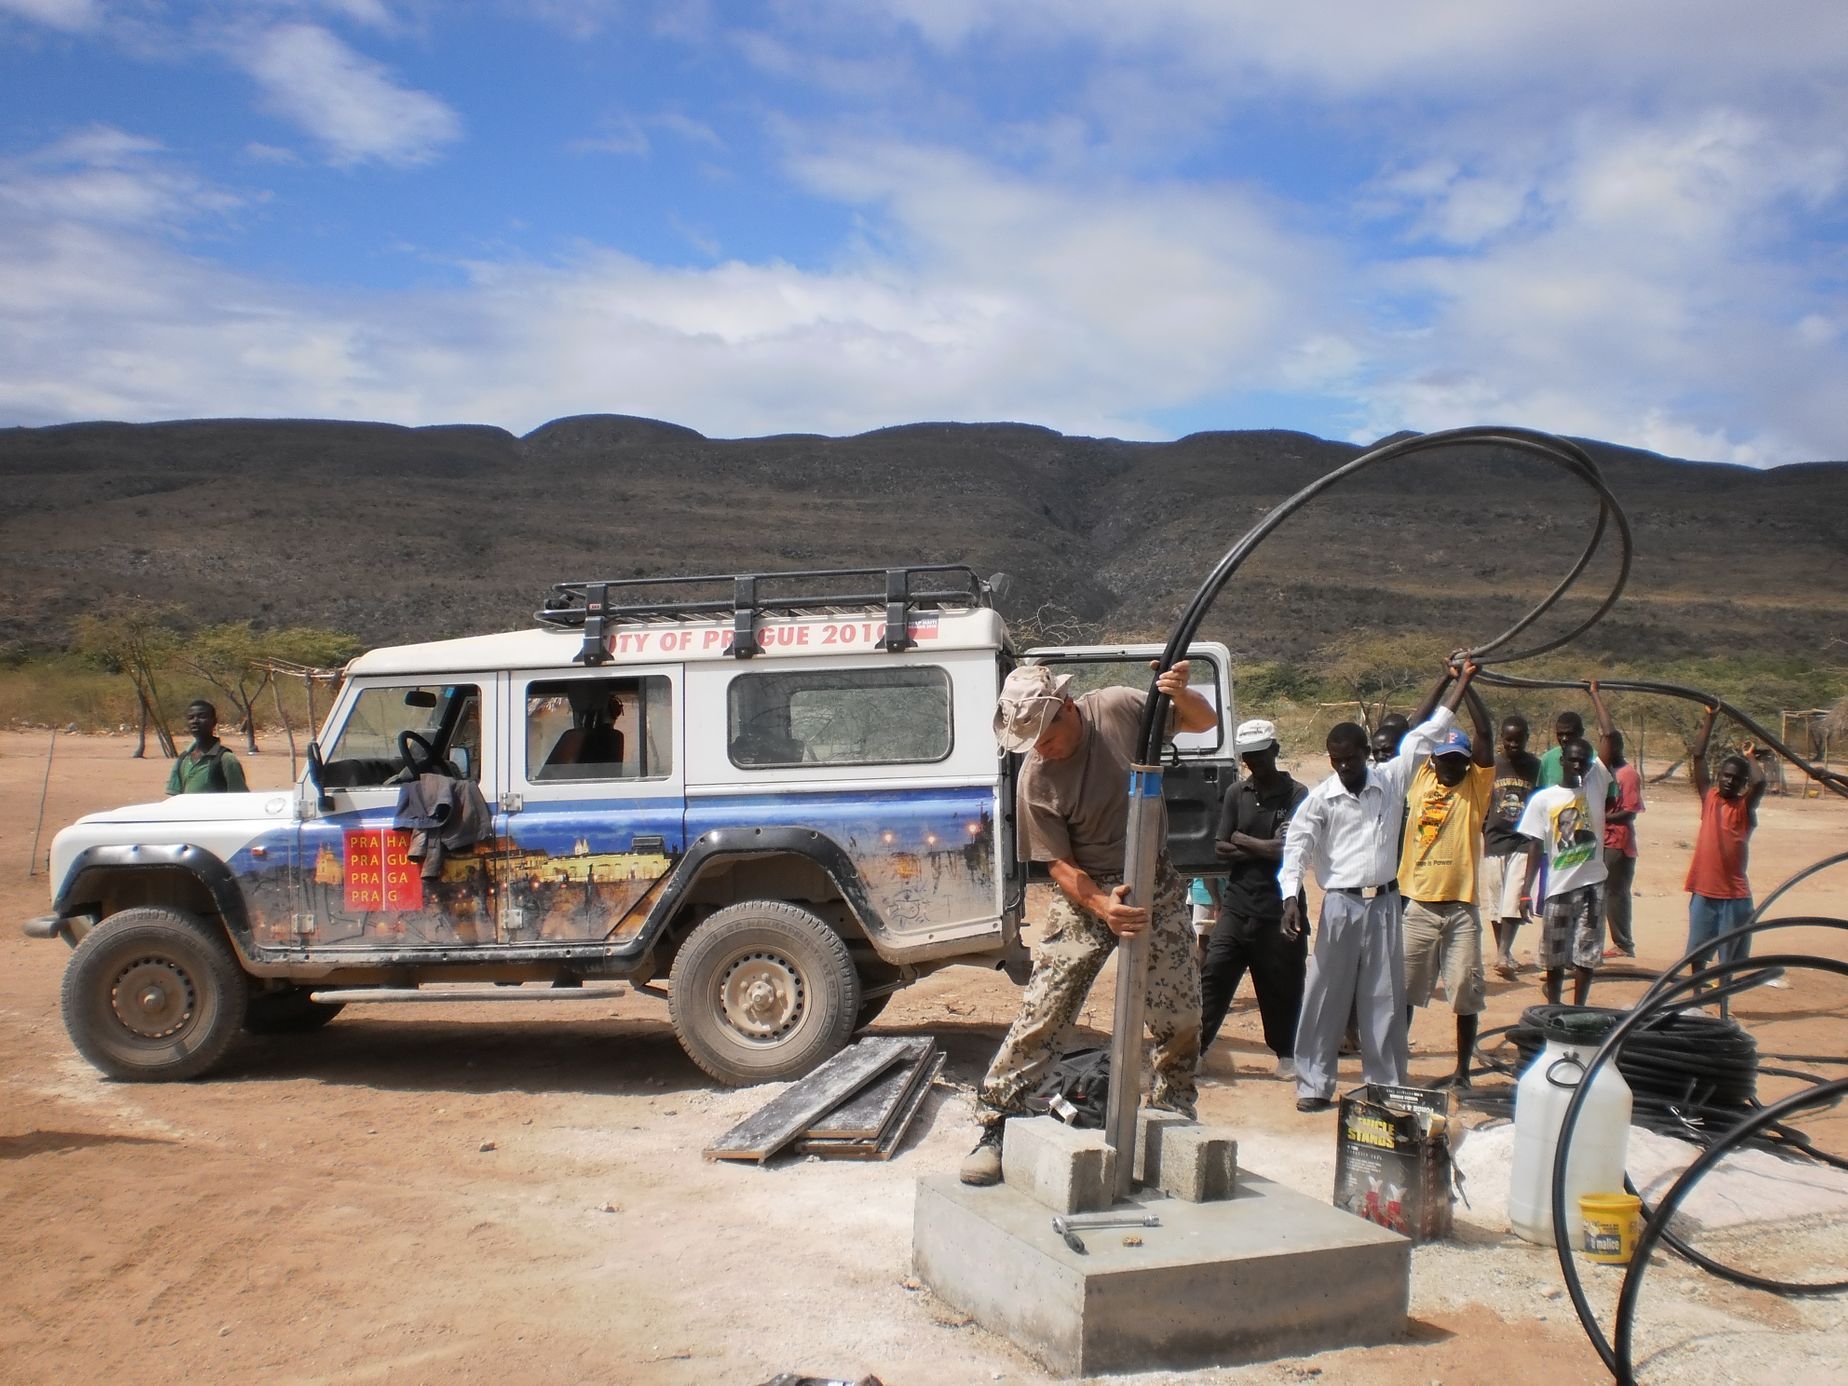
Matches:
[913,1171,1411,1377]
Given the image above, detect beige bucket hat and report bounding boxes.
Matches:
[994,665,1076,752]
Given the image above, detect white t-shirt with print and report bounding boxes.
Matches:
[1515,762,1612,899]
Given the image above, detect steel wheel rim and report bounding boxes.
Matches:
[716,950,806,1045]
[109,955,198,1041]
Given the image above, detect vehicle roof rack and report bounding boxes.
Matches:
[536,565,993,665]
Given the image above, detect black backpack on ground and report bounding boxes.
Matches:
[1026,1047,1111,1129]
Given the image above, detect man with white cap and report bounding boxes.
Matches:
[960,659,1217,1185]
[1199,717,1309,1079]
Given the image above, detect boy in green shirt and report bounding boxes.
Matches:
[166,699,248,794]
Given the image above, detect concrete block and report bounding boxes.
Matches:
[1155,1125,1238,1202]
[1000,1116,1116,1214]
[913,1170,1411,1377]
[1133,1107,1193,1184]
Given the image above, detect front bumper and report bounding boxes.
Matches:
[22,913,76,944]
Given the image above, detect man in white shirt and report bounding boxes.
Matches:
[1279,670,1472,1112]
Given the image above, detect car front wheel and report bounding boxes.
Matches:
[668,900,861,1086]
[61,907,247,1081]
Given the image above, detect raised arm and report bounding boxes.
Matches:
[1389,661,1466,779]
[1409,667,1454,728]
[1588,679,1617,767]
[1454,660,1494,767]
[1690,704,1719,796]
[1740,737,1769,811]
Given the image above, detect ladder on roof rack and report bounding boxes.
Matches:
[536,565,993,666]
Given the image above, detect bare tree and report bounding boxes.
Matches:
[73,604,183,758]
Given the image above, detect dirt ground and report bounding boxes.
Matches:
[1,730,1843,1385]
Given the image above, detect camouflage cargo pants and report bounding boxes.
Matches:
[976,860,1201,1128]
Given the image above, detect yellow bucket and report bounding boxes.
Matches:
[1580,1192,1642,1263]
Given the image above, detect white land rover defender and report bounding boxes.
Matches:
[28,567,1235,1086]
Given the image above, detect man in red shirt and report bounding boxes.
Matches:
[1684,705,1767,975]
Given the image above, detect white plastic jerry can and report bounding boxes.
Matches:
[1508,1036,1633,1244]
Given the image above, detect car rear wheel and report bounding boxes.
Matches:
[61,907,246,1082]
[669,900,861,1086]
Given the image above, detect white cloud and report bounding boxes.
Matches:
[0,0,99,31]
[864,1,1848,102]
[0,125,1361,441]
[570,111,725,159]
[0,126,243,229]
[1342,98,1848,463]
[1,4,1843,465]
[234,22,462,166]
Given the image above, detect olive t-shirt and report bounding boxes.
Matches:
[1015,686,1163,875]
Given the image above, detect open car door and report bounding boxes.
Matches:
[1020,642,1237,877]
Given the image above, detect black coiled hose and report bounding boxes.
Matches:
[1508,1004,1760,1112]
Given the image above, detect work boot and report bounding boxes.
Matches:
[958,1123,1006,1186]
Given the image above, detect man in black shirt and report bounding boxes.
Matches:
[1199,718,1310,1080]
[1482,713,1542,977]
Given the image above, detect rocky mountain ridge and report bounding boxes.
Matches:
[2,415,1843,668]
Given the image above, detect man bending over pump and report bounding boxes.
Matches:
[960,660,1218,1185]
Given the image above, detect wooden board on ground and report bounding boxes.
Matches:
[793,1053,945,1160]
[801,1037,934,1139]
[704,1037,912,1163]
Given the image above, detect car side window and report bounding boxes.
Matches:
[727,667,951,768]
[526,676,672,782]
[322,684,482,787]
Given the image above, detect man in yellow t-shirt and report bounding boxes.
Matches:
[1398,665,1495,1088]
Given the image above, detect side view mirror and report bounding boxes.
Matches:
[305,741,334,812]
[450,747,471,779]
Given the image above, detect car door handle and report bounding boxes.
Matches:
[632,835,667,853]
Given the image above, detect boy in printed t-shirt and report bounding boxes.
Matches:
[1684,704,1767,977]
[1517,682,1618,1006]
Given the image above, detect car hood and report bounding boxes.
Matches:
[76,791,295,825]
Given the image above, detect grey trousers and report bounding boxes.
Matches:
[1294,889,1409,1100]
[1603,848,1638,954]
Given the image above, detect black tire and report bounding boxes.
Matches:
[668,900,861,1086]
[854,992,892,1031]
[244,986,345,1035]
[60,907,247,1082]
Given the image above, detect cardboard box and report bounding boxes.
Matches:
[1332,1083,1455,1243]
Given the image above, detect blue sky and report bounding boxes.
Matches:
[2,1,1844,464]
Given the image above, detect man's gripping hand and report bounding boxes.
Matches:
[1151,659,1193,700]
[1100,883,1151,938]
